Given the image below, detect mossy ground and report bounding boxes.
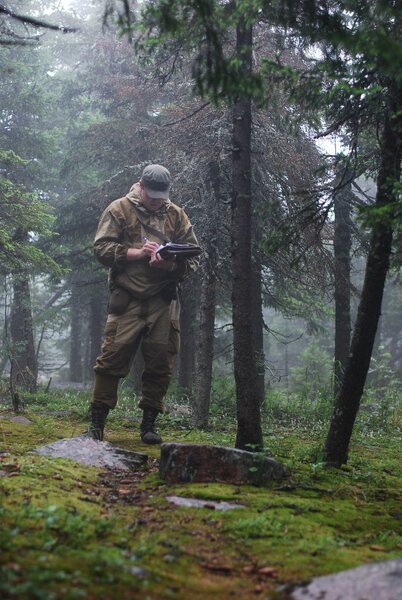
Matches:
[0,391,401,599]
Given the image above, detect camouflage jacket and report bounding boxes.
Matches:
[94,183,199,299]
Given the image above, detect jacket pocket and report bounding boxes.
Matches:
[108,287,132,315]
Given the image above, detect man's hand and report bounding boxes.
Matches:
[149,250,175,270]
[149,250,164,266]
[126,240,175,270]
[127,240,160,261]
[143,240,161,258]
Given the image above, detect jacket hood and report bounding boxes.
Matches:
[126,182,171,217]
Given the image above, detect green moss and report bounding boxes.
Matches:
[1,405,402,599]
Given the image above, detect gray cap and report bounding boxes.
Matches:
[141,164,171,200]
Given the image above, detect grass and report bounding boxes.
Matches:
[0,385,401,599]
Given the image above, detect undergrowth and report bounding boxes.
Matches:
[0,382,401,599]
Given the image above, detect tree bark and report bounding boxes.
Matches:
[333,175,352,396]
[193,160,219,428]
[232,22,263,451]
[193,260,216,427]
[323,106,401,466]
[69,279,83,382]
[178,277,198,394]
[10,273,37,396]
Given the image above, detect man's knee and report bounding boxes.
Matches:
[92,372,120,409]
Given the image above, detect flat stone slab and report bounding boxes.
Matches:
[9,416,33,425]
[166,495,245,511]
[159,443,288,486]
[291,559,402,600]
[34,436,148,471]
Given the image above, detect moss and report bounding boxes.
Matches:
[1,406,402,599]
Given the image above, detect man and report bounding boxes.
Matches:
[88,164,199,444]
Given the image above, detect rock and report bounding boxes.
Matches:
[291,559,402,600]
[10,416,33,425]
[166,495,245,510]
[159,443,288,486]
[34,436,148,471]
[130,566,148,578]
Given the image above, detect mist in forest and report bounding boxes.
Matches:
[1,0,401,434]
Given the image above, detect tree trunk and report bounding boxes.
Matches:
[86,282,107,381]
[193,260,216,427]
[178,277,198,395]
[193,160,219,428]
[10,273,37,396]
[333,175,352,397]
[323,106,401,466]
[0,318,10,377]
[232,22,263,451]
[69,280,83,382]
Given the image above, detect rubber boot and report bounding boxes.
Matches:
[87,402,110,441]
[140,408,162,444]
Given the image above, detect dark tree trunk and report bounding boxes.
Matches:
[0,316,10,377]
[333,175,352,396]
[193,160,219,428]
[178,277,198,394]
[10,273,37,398]
[323,106,401,466]
[69,280,83,382]
[193,260,216,427]
[232,22,263,451]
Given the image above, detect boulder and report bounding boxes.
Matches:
[34,436,147,471]
[159,443,288,486]
[291,559,402,600]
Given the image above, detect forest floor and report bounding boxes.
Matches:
[0,388,402,599]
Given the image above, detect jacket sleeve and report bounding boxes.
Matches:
[93,209,129,269]
[172,208,200,279]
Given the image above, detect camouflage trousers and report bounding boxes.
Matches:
[92,295,180,413]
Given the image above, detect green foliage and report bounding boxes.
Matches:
[0,156,60,274]
[108,0,402,116]
[0,38,65,277]
[356,346,402,433]
[209,375,237,418]
[289,339,333,395]
[264,387,333,432]
[1,503,100,552]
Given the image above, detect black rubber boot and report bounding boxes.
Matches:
[140,408,162,444]
[87,402,110,441]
